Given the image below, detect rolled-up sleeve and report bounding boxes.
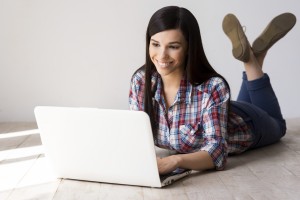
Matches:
[199,80,230,170]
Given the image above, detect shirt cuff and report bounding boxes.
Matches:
[200,141,227,170]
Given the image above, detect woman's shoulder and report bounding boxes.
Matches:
[207,76,226,85]
[131,67,146,82]
[195,76,228,92]
[131,66,160,87]
[193,76,230,103]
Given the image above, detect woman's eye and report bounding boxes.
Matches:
[169,46,179,49]
[151,43,159,47]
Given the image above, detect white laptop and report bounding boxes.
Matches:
[34,106,191,188]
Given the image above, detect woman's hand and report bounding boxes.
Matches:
[156,155,182,175]
[157,151,215,175]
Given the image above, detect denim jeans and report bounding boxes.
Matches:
[231,72,286,149]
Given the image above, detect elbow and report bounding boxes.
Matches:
[201,141,228,171]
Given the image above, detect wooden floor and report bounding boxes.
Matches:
[1,119,300,200]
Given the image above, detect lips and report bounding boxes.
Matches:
[156,60,173,68]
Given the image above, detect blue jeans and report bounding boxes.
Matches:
[231,72,286,149]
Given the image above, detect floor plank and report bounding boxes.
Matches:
[0,123,40,199]
[7,154,60,200]
[1,120,300,200]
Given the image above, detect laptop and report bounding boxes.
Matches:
[34,106,192,187]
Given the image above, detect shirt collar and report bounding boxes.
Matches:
[153,72,192,105]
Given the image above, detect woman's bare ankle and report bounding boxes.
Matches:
[243,50,264,81]
[255,51,267,68]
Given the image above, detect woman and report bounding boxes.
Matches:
[129,6,296,174]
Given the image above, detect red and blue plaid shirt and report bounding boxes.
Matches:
[129,69,254,170]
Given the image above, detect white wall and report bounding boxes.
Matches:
[1,0,299,121]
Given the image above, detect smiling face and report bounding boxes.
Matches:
[149,29,188,78]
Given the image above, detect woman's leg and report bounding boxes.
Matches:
[224,12,287,121]
[222,13,292,148]
[236,72,251,103]
[225,12,296,106]
[244,51,284,121]
[231,50,286,149]
[241,45,286,148]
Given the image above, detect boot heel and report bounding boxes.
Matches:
[222,14,250,62]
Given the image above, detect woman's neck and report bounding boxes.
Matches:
[162,75,181,91]
[161,69,184,90]
[161,70,184,109]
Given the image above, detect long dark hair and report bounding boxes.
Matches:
[140,6,230,137]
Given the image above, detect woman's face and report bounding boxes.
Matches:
[149,29,188,78]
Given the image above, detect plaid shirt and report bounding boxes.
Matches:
[129,69,254,170]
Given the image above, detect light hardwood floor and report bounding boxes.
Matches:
[0,119,300,200]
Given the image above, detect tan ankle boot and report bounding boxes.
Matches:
[252,13,297,56]
[222,14,250,62]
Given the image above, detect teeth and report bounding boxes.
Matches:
[157,61,171,67]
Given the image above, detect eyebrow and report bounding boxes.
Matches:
[150,39,181,45]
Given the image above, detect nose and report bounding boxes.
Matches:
[158,48,169,59]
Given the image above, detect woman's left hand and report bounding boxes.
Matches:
[156,155,181,175]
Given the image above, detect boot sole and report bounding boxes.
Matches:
[222,14,250,62]
[252,13,296,55]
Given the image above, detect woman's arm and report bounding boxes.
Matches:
[157,151,214,174]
